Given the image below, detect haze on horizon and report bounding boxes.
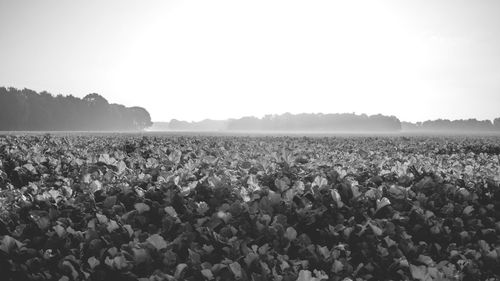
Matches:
[1,0,500,123]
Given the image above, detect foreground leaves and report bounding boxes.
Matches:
[0,134,499,280]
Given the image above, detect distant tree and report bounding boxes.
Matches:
[127,107,153,130]
[226,113,401,132]
[494,118,500,130]
[227,116,262,130]
[405,118,497,132]
[0,87,152,131]
[169,119,191,130]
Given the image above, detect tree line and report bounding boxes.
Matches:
[226,113,402,131]
[0,87,152,131]
[3,86,499,133]
[151,113,402,132]
[152,114,500,133]
[402,119,500,132]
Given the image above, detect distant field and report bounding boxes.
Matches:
[0,134,499,280]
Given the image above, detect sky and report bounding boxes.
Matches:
[1,0,500,122]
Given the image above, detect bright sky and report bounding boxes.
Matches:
[1,0,500,122]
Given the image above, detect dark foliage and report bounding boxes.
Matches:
[0,135,500,281]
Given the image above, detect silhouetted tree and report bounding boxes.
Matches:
[0,87,152,131]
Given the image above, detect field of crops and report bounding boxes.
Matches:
[0,134,500,281]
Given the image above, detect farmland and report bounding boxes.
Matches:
[0,134,499,281]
